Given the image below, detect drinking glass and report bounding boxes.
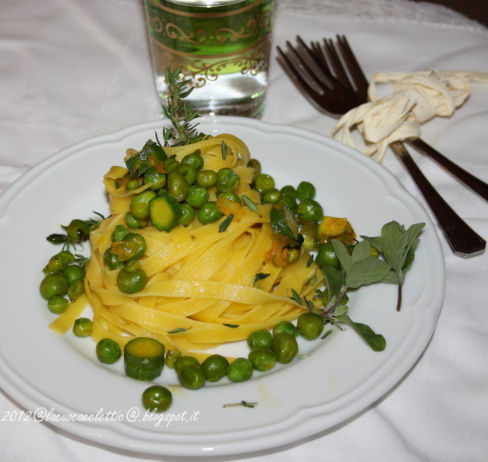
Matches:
[143,0,275,118]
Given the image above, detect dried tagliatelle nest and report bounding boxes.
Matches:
[332,70,488,161]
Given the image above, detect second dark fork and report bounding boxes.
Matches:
[277,35,485,257]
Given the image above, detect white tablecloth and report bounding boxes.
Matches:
[1,0,487,460]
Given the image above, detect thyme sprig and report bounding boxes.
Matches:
[162,67,207,146]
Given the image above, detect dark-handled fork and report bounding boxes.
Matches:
[277,36,486,257]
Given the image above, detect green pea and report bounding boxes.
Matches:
[297,312,324,340]
[47,295,69,314]
[178,203,196,226]
[64,264,84,284]
[227,357,253,382]
[218,191,241,204]
[201,354,229,382]
[66,219,90,243]
[247,158,262,178]
[168,170,189,202]
[196,169,217,188]
[142,385,172,413]
[186,185,209,208]
[130,190,156,220]
[288,248,300,264]
[125,233,147,260]
[316,241,340,268]
[279,195,297,212]
[217,168,240,193]
[280,185,297,201]
[262,188,282,204]
[67,279,84,301]
[126,179,140,191]
[117,267,147,294]
[178,365,205,390]
[111,225,129,242]
[73,317,93,337]
[124,258,140,273]
[164,156,179,174]
[144,167,166,191]
[177,164,197,186]
[247,329,273,350]
[273,321,298,338]
[297,181,316,201]
[96,338,121,364]
[40,274,68,300]
[104,248,123,270]
[174,355,200,375]
[181,150,204,171]
[165,349,182,369]
[198,201,222,224]
[45,250,74,274]
[124,212,146,229]
[253,173,275,194]
[248,348,276,372]
[272,332,298,364]
[297,199,324,222]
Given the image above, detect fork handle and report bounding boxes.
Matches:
[408,137,488,203]
[390,141,486,258]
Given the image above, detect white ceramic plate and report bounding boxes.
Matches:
[0,117,444,458]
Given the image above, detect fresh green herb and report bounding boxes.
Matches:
[84,211,106,231]
[335,314,386,351]
[219,213,234,232]
[223,401,258,408]
[304,296,314,311]
[168,327,191,334]
[221,141,228,160]
[306,254,314,267]
[320,329,333,340]
[253,272,270,285]
[361,221,425,311]
[242,195,260,215]
[290,288,303,305]
[223,323,239,328]
[269,205,299,241]
[318,221,424,350]
[161,67,206,146]
[74,254,89,271]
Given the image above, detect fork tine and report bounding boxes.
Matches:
[322,38,353,89]
[310,40,335,81]
[335,35,369,102]
[294,36,335,88]
[281,41,326,94]
[276,45,327,111]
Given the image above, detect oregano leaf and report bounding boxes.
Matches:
[320,265,344,303]
[381,221,407,272]
[351,240,372,263]
[331,239,352,273]
[336,314,386,351]
[345,256,391,289]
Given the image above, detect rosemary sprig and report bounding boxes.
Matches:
[162,67,207,146]
[223,401,258,409]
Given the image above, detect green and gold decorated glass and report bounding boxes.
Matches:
[143,0,275,118]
